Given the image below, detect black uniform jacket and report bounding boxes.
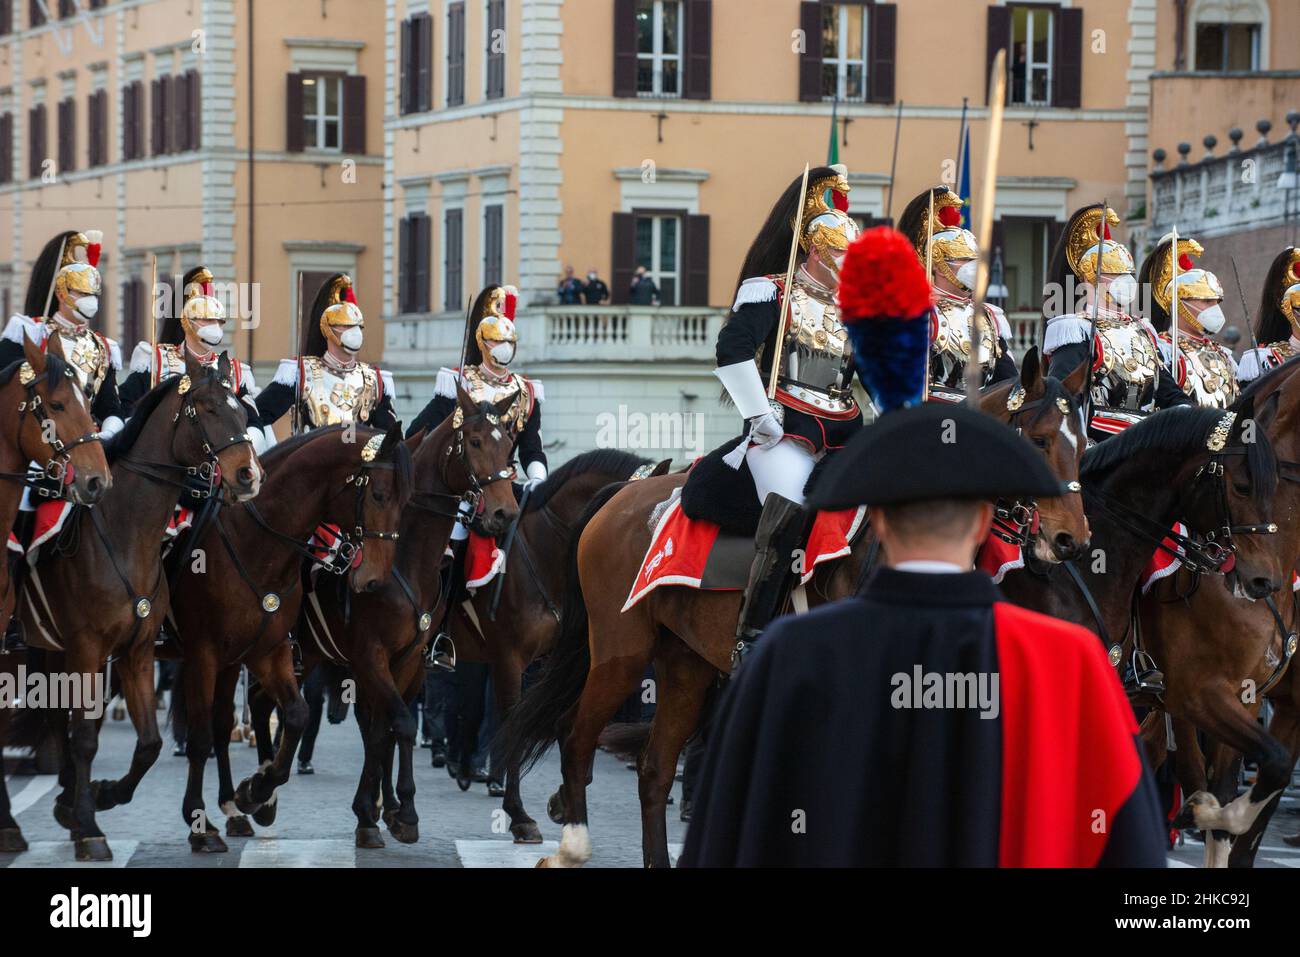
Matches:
[679,568,1167,868]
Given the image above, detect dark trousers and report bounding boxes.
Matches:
[298,666,328,763]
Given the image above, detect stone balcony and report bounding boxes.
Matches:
[531,304,727,363]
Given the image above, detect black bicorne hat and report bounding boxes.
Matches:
[808,402,1068,510]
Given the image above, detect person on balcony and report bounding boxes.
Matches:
[557,265,584,305]
[583,267,610,305]
[630,265,660,306]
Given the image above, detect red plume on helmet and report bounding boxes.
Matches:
[503,285,518,321]
[344,284,358,305]
[938,205,962,229]
[1178,253,1194,272]
[85,229,103,267]
[837,226,933,413]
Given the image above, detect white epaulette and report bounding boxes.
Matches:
[2,314,45,347]
[106,337,122,371]
[380,369,396,399]
[1156,336,1174,367]
[530,378,545,402]
[433,366,460,399]
[1236,347,1267,383]
[239,361,257,393]
[1042,314,1091,354]
[731,277,779,312]
[272,357,299,388]
[129,341,154,375]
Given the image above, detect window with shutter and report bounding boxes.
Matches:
[87,92,99,167]
[610,213,638,305]
[1053,7,1082,108]
[417,13,433,111]
[400,18,413,115]
[58,0,73,18]
[29,105,46,179]
[300,74,344,151]
[0,114,12,184]
[57,99,75,173]
[0,0,11,36]
[634,0,683,98]
[171,72,189,152]
[868,3,896,104]
[121,84,134,161]
[613,0,638,97]
[152,75,172,156]
[797,1,823,102]
[1006,4,1055,106]
[414,213,431,311]
[986,6,1012,105]
[681,213,710,306]
[285,73,305,152]
[444,208,464,311]
[398,216,413,313]
[486,0,506,100]
[447,2,465,107]
[683,0,712,101]
[121,276,143,349]
[483,204,503,287]
[188,71,202,150]
[30,0,46,28]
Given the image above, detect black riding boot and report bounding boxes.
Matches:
[425,540,464,672]
[732,494,809,668]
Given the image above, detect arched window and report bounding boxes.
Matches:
[1189,0,1269,71]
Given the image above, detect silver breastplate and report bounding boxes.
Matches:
[930,301,1001,387]
[1093,317,1159,412]
[301,356,379,428]
[1169,336,1238,409]
[775,280,855,415]
[461,365,533,433]
[53,327,109,400]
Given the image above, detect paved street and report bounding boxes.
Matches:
[2,707,685,869]
[4,707,1300,868]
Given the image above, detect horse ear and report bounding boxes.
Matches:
[217,351,232,380]
[1060,356,1090,401]
[24,332,47,372]
[454,382,476,414]
[378,423,402,459]
[1019,346,1043,396]
[492,391,516,419]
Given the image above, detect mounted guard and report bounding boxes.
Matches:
[1043,204,1190,439]
[1236,247,1300,384]
[121,265,268,452]
[255,273,397,438]
[1140,233,1238,409]
[897,185,1017,399]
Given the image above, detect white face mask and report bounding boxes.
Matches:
[74,295,99,321]
[339,327,364,353]
[954,261,978,292]
[1104,273,1138,308]
[490,341,516,366]
[196,323,224,347]
[1191,302,1225,335]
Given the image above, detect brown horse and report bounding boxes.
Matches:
[0,334,112,853]
[500,353,1092,868]
[164,419,412,851]
[9,352,260,861]
[290,390,529,847]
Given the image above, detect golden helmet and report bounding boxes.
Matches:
[180,266,225,333]
[798,166,860,261]
[1277,249,1300,328]
[319,274,364,348]
[1065,206,1134,284]
[63,230,104,269]
[904,187,978,291]
[475,285,518,359]
[1152,236,1221,315]
[53,262,102,301]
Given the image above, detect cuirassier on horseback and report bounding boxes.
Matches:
[255,273,397,438]
[897,184,1018,400]
[711,164,862,658]
[120,265,269,453]
[1239,247,1300,385]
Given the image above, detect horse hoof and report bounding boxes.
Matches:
[75,837,112,862]
[0,827,28,852]
[225,815,255,838]
[189,830,229,854]
[546,792,564,825]
[511,820,544,845]
[388,820,419,845]
[91,780,118,812]
[382,808,399,831]
[53,802,77,832]
[234,780,262,816]
[355,826,385,849]
[252,801,278,828]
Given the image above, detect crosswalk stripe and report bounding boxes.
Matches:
[1269,857,1300,868]
[1166,857,1195,868]
[5,840,139,868]
[8,775,56,817]
[237,837,357,869]
[454,839,684,868]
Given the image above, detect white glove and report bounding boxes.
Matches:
[747,411,783,450]
[524,461,547,491]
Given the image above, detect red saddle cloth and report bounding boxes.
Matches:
[13,500,75,560]
[1140,523,1187,593]
[308,523,362,570]
[976,534,1025,584]
[465,530,505,590]
[623,497,866,612]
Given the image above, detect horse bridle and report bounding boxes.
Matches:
[1,361,103,491]
[993,388,1083,548]
[436,406,517,522]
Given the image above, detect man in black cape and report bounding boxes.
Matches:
[679,226,1166,868]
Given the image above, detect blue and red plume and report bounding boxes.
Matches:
[837,226,933,414]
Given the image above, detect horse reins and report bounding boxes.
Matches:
[995,387,1084,549]
[2,361,104,492]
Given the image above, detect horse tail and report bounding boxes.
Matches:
[498,480,624,775]
[168,662,187,744]
[597,722,652,763]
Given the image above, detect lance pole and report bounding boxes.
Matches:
[767,163,811,401]
[964,50,1007,403]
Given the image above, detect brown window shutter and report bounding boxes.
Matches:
[342,75,367,154]
[0,1,10,35]
[610,212,637,305]
[415,213,432,311]
[612,0,637,98]
[417,14,433,111]
[134,81,146,158]
[188,71,202,149]
[684,0,712,101]
[798,1,823,102]
[29,105,45,178]
[399,19,413,115]
[121,84,134,161]
[986,6,1011,105]
[150,78,163,155]
[682,214,711,307]
[1054,6,1083,108]
[286,72,305,152]
[444,208,463,311]
[483,205,503,286]
[158,74,174,154]
[0,113,12,184]
[30,0,45,28]
[171,73,188,151]
[448,3,465,107]
[87,93,98,167]
[58,99,74,173]
[868,3,897,104]
[486,0,505,99]
[398,216,413,313]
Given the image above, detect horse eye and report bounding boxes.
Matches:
[1031,436,1048,449]
[50,401,65,412]
[470,437,483,449]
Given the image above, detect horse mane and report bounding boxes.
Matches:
[1080,406,1223,481]
[525,448,651,513]
[260,424,413,500]
[103,375,185,463]
[1234,354,1300,408]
